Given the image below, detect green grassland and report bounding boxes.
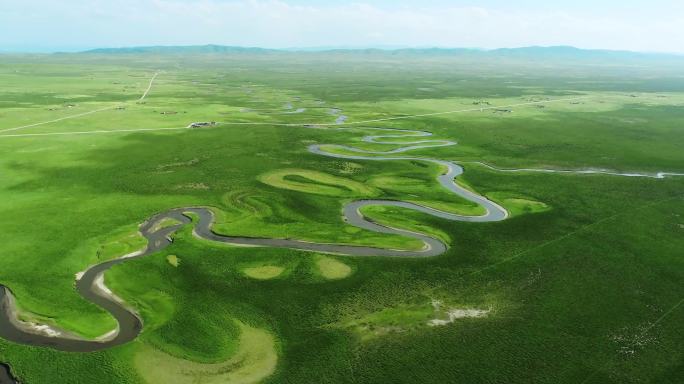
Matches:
[315,255,353,280]
[0,51,682,384]
[135,321,278,384]
[258,168,379,197]
[242,265,286,280]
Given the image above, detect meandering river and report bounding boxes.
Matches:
[0,124,680,354]
[0,126,508,352]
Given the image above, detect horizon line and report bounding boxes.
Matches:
[1,44,683,56]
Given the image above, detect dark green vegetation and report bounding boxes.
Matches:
[0,49,683,383]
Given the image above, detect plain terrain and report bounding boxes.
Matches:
[0,50,683,383]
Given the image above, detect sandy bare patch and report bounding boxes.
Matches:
[427,300,490,327]
[173,183,210,190]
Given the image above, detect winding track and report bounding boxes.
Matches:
[0,71,159,135]
[0,127,507,351]
[138,72,159,102]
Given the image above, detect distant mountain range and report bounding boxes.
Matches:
[83,44,275,54]
[80,45,681,60]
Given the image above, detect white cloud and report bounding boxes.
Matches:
[1,0,683,52]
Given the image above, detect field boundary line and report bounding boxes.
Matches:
[0,106,120,134]
[316,193,683,329]
[0,71,160,134]
[0,126,187,138]
[435,193,684,384]
[434,193,684,291]
[579,297,684,384]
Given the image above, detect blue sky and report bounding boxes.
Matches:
[1,0,683,53]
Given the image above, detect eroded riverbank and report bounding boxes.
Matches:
[0,363,18,384]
